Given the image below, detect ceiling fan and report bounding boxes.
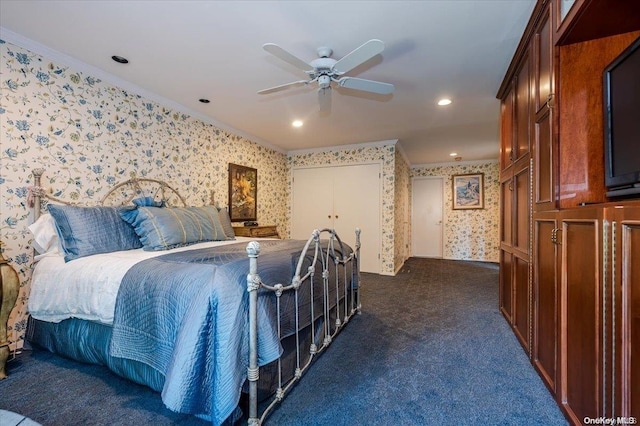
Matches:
[258,39,394,111]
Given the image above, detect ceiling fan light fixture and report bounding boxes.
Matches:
[318,75,331,89]
[438,98,452,106]
[259,39,393,111]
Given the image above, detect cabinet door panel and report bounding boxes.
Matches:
[625,223,640,417]
[535,107,555,210]
[514,255,530,351]
[500,250,513,321]
[614,211,640,418]
[561,215,602,422]
[533,216,558,393]
[515,53,531,160]
[514,165,531,254]
[501,178,513,245]
[501,86,515,170]
[535,9,553,112]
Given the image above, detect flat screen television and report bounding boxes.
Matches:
[603,36,640,198]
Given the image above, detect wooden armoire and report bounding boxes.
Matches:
[497,0,640,424]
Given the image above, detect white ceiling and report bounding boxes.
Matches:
[0,0,535,166]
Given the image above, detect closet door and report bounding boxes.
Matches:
[291,167,334,240]
[332,163,381,274]
[291,164,381,273]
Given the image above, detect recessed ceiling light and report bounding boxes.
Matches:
[438,98,452,106]
[449,152,458,157]
[111,55,129,64]
[292,120,303,128]
[199,99,210,104]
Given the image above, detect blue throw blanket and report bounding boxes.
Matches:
[109,239,314,425]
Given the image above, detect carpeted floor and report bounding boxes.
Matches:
[0,258,567,425]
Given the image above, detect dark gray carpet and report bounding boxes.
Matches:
[0,258,567,425]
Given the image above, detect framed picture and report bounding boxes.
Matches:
[228,163,257,222]
[452,173,484,210]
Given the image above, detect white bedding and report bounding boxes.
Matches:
[28,237,261,325]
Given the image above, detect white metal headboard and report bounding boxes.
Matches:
[28,168,188,220]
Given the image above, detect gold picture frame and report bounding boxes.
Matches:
[452,173,484,210]
[228,163,257,222]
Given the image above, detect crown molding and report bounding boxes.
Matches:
[411,158,499,169]
[287,139,398,157]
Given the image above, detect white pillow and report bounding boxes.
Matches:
[28,213,60,254]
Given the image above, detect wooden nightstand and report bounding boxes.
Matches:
[1,247,19,379]
[233,225,279,238]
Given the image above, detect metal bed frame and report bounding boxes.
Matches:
[29,169,361,425]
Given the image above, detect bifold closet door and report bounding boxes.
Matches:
[291,167,334,239]
[291,164,381,273]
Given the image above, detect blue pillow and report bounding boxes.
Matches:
[48,205,142,262]
[217,207,236,240]
[121,206,227,251]
[132,196,165,207]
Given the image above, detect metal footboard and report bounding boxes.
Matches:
[246,228,361,425]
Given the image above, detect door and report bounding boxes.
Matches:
[411,177,443,257]
[291,164,381,273]
[559,207,604,424]
[291,167,333,240]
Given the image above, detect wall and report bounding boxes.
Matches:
[0,39,289,348]
[288,141,399,275]
[394,148,411,272]
[411,161,499,262]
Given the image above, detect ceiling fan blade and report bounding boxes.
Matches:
[338,77,394,95]
[318,87,331,112]
[263,43,311,72]
[332,39,385,74]
[258,80,309,95]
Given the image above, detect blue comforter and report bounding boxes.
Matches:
[109,239,313,425]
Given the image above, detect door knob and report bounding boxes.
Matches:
[328,215,332,219]
[335,215,339,219]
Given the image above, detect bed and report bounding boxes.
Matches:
[25,169,361,425]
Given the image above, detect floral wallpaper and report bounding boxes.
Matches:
[394,150,411,272]
[288,143,400,275]
[411,162,500,262]
[0,40,289,349]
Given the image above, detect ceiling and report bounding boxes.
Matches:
[0,1,535,166]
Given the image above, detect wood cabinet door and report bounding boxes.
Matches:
[559,207,605,424]
[513,253,531,352]
[514,50,532,162]
[533,211,560,394]
[611,205,640,419]
[534,106,556,211]
[514,162,531,255]
[500,250,514,322]
[533,4,557,212]
[500,84,515,172]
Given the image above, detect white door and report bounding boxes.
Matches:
[291,164,381,273]
[291,167,334,240]
[331,163,380,273]
[411,177,443,257]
